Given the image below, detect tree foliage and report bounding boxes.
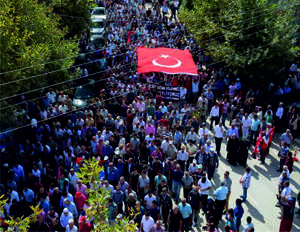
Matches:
[43,0,95,38]
[77,158,137,232]
[180,0,299,83]
[0,0,78,128]
[0,159,137,231]
[0,195,42,232]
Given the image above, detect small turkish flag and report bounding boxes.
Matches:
[137,47,198,75]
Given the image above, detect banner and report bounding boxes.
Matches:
[156,86,180,101]
[137,47,198,75]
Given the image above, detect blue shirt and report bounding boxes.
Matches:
[103,145,114,157]
[178,203,192,219]
[234,205,244,219]
[23,189,34,202]
[173,170,184,182]
[107,167,119,182]
[112,190,124,204]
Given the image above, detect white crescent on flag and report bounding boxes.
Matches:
[152,54,182,68]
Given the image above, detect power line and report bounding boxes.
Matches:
[0,58,134,102]
[1,12,296,87]
[1,2,296,76]
[0,23,297,105]
[0,78,165,135]
[0,33,295,135]
[0,63,133,111]
[0,51,130,87]
[0,32,296,115]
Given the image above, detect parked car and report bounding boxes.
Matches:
[90,18,106,36]
[91,7,106,20]
[90,34,106,50]
[72,80,95,108]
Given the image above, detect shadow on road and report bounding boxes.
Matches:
[244,201,266,223]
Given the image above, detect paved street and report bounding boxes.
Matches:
[186,133,300,231]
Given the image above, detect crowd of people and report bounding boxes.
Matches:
[1,0,300,232]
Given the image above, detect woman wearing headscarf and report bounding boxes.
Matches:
[226,134,238,165]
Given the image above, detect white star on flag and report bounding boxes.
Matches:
[160,54,170,58]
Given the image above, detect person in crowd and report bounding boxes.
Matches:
[1,1,299,231]
[240,167,251,202]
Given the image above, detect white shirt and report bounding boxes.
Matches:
[180,87,187,99]
[214,125,224,138]
[198,179,212,195]
[242,117,252,128]
[144,195,156,209]
[210,106,219,117]
[177,150,188,161]
[276,107,284,119]
[66,225,78,232]
[242,223,254,232]
[141,215,155,232]
[161,140,169,153]
[281,186,292,198]
[199,128,209,138]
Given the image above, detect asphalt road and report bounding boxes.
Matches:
[187,132,300,232]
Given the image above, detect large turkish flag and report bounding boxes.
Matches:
[137,47,198,75]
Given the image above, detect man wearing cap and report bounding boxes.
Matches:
[107,162,119,187]
[60,208,73,229]
[207,148,219,180]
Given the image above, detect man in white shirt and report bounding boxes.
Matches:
[242,113,252,138]
[60,208,74,229]
[179,85,187,110]
[214,122,224,156]
[275,102,284,128]
[144,191,156,209]
[140,212,155,232]
[177,145,188,171]
[281,181,292,200]
[185,128,199,144]
[161,136,170,155]
[198,176,212,214]
[210,103,219,130]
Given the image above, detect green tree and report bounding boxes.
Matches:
[0,0,78,129]
[180,0,299,84]
[44,0,96,38]
[0,158,137,231]
[0,195,42,232]
[77,158,137,231]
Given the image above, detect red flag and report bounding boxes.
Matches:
[268,127,275,144]
[137,47,198,75]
